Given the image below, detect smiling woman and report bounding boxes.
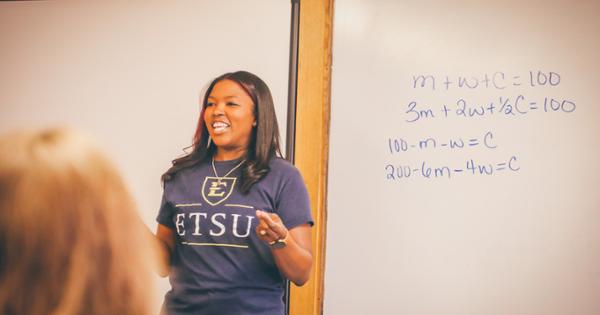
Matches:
[205,80,257,158]
[153,71,313,315]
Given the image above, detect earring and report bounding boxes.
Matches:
[207,136,212,148]
[252,121,257,127]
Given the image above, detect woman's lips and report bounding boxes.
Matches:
[212,121,230,134]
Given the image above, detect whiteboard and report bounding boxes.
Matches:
[325,1,600,314]
[0,1,291,312]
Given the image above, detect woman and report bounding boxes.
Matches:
[155,71,313,315]
[0,128,154,315]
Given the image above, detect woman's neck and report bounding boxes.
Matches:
[213,148,247,161]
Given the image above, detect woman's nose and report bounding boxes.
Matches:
[212,102,225,116]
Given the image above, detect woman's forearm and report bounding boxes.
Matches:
[154,224,175,277]
[271,225,313,286]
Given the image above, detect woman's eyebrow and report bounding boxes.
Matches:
[208,95,239,100]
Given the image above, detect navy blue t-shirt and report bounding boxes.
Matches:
[156,157,313,315]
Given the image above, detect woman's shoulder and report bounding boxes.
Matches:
[266,157,304,183]
[268,157,299,173]
[163,160,208,185]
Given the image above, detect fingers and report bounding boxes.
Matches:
[256,210,276,226]
[255,210,288,243]
[256,225,279,241]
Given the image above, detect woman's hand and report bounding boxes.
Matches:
[255,210,289,245]
[255,210,313,286]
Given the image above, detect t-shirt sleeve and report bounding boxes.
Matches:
[275,167,313,229]
[156,183,176,229]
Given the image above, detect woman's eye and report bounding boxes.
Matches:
[206,102,215,107]
[226,102,239,106]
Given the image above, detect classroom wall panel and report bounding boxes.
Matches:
[0,1,291,312]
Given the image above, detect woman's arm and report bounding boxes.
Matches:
[255,210,313,286]
[154,224,175,277]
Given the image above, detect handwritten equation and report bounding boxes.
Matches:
[388,131,497,154]
[412,71,561,91]
[405,95,575,123]
[385,156,520,180]
[383,70,576,181]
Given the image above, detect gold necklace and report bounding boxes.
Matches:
[211,157,245,184]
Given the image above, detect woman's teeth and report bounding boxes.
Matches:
[212,122,229,133]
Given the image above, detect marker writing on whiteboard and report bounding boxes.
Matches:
[405,96,576,123]
[387,131,498,155]
[412,71,561,91]
[385,156,520,180]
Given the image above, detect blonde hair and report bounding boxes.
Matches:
[0,128,153,315]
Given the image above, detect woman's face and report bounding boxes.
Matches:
[204,79,256,157]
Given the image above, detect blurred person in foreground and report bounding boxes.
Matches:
[0,128,154,315]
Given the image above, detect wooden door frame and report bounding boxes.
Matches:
[288,0,333,314]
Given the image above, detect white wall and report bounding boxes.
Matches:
[0,1,291,312]
[326,1,600,314]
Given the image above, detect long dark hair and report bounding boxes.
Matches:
[162,71,282,193]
